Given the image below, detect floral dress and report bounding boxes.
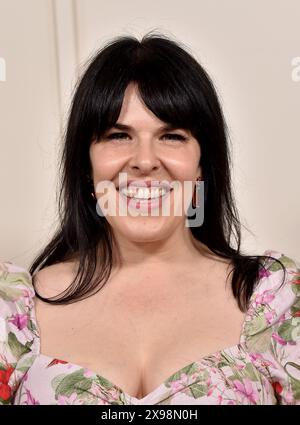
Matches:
[0,249,300,405]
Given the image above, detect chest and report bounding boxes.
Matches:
[34,270,246,400]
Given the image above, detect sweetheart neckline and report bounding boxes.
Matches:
[31,310,250,403]
[36,341,248,403]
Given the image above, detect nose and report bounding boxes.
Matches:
[127,138,161,175]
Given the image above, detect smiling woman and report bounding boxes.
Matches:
[0,32,300,405]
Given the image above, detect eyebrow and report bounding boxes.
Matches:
[110,122,183,132]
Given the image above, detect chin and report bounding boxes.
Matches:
[111,218,174,239]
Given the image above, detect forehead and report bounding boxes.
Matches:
[116,83,190,134]
[117,83,163,128]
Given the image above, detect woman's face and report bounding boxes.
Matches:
[89,82,201,244]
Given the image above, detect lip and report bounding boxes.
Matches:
[117,179,172,192]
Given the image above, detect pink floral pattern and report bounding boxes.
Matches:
[0,250,300,405]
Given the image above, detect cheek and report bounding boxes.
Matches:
[90,147,125,182]
[166,150,201,182]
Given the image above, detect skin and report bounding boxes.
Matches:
[89,81,206,271]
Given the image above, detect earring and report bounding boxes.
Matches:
[86,175,96,200]
[192,176,202,208]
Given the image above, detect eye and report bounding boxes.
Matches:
[105,132,130,140]
[104,132,187,142]
[161,133,187,142]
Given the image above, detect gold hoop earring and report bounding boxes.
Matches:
[192,176,202,208]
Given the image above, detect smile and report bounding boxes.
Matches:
[118,187,173,213]
[119,186,170,200]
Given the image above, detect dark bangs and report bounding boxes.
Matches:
[76,35,220,147]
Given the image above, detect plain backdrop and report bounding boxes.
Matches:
[0,0,299,269]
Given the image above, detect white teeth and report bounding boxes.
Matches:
[120,186,167,199]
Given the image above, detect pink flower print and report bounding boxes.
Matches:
[57,392,83,405]
[90,382,111,404]
[236,364,246,370]
[272,332,287,346]
[22,289,33,307]
[255,291,275,305]
[207,384,218,396]
[25,389,40,405]
[22,289,32,298]
[249,352,263,362]
[83,369,95,378]
[264,311,275,324]
[233,378,259,404]
[191,372,199,380]
[90,383,120,402]
[8,313,29,330]
[110,388,121,401]
[249,353,275,368]
[217,395,223,404]
[227,400,237,405]
[284,390,294,404]
[170,372,189,393]
[290,270,300,285]
[258,268,272,279]
[278,313,287,323]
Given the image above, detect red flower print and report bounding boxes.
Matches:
[0,365,14,401]
[272,381,283,394]
[290,270,300,284]
[46,358,68,368]
[0,383,11,400]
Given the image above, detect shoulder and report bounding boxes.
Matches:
[244,249,300,343]
[255,249,300,299]
[243,249,300,403]
[32,260,79,299]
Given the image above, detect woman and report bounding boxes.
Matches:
[0,33,299,405]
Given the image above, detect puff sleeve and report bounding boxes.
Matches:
[244,251,300,405]
[0,261,39,405]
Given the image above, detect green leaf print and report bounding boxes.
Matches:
[165,362,200,383]
[228,362,260,384]
[291,299,300,315]
[274,255,298,270]
[291,271,300,296]
[277,319,299,342]
[95,375,117,389]
[51,373,67,391]
[7,332,33,360]
[15,354,35,372]
[246,327,273,352]
[245,312,268,336]
[284,362,300,400]
[0,284,25,301]
[243,362,261,381]
[28,319,38,333]
[54,369,93,398]
[187,382,208,398]
[290,376,300,400]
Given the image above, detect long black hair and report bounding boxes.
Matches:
[29,31,287,310]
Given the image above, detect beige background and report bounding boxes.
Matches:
[0,0,299,269]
